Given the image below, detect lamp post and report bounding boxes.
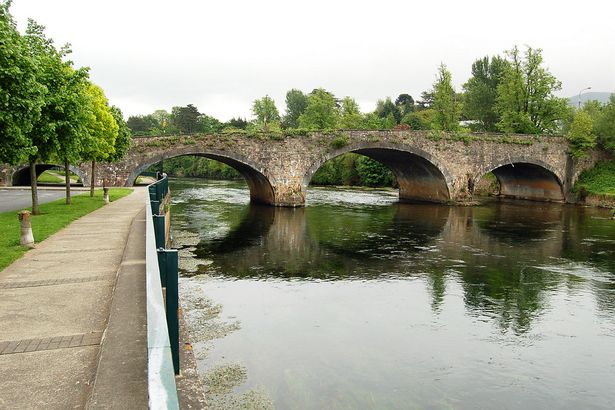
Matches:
[578,86,591,109]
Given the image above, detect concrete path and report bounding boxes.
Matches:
[0,187,89,213]
[0,188,148,409]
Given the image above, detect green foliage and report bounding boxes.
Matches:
[107,106,131,162]
[283,89,308,128]
[463,55,508,131]
[0,188,132,271]
[567,110,596,157]
[594,94,615,153]
[395,94,415,115]
[402,109,435,130]
[574,160,615,196]
[298,88,339,129]
[171,104,200,134]
[81,83,118,162]
[330,133,350,149]
[0,2,45,164]
[376,97,402,124]
[311,153,395,187]
[339,97,363,129]
[432,63,462,131]
[496,46,568,134]
[252,95,280,130]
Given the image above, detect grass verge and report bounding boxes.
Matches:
[574,160,615,196]
[0,188,133,272]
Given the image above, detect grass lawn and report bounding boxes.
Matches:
[0,188,133,272]
[37,170,64,184]
[575,160,615,196]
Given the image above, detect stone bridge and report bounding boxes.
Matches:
[0,130,601,206]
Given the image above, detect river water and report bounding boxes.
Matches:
[170,178,615,409]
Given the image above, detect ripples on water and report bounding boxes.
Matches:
[171,178,615,409]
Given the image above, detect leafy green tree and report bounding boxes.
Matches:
[151,109,173,135]
[355,156,395,186]
[376,98,402,124]
[463,55,508,131]
[496,46,567,134]
[395,94,415,115]
[594,94,615,152]
[171,104,200,134]
[339,97,363,129]
[23,19,79,213]
[81,83,118,196]
[401,109,435,130]
[432,63,462,131]
[417,91,434,110]
[298,88,339,129]
[197,114,223,134]
[283,89,308,128]
[127,115,158,136]
[107,106,131,162]
[252,95,280,130]
[567,110,596,157]
[0,2,45,165]
[224,117,248,130]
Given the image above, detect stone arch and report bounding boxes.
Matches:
[303,142,453,203]
[476,157,564,202]
[11,164,86,186]
[127,149,276,205]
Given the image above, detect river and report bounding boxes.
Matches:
[170,178,615,409]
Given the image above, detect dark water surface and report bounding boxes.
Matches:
[171,178,615,409]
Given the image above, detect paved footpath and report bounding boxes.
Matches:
[0,188,148,409]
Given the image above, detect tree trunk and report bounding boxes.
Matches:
[29,159,40,215]
[90,159,96,197]
[64,158,71,205]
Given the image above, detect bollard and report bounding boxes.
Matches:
[103,187,110,204]
[157,248,180,374]
[18,210,35,248]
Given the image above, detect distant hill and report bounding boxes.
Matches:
[568,91,612,107]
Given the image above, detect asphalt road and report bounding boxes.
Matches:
[0,189,76,212]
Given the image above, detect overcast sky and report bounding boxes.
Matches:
[11,0,615,121]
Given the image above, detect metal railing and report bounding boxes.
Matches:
[145,173,180,409]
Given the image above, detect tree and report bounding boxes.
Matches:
[395,94,415,115]
[0,2,45,165]
[107,106,131,162]
[171,104,200,134]
[225,117,248,130]
[197,114,223,134]
[81,83,118,197]
[496,46,567,134]
[417,91,435,110]
[151,109,173,135]
[283,89,308,128]
[432,63,462,131]
[376,98,402,124]
[594,94,615,152]
[298,88,339,129]
[463,55,508,131]
[252,95,280,129]
[23,19,75,214]
[127,115,158,136]
[567,110,596,157]
[339,97,363,129]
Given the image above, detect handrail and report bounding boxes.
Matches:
[145,175,180,409]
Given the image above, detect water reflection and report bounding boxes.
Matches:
[172,179,615,409]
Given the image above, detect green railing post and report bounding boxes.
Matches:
[150,200,160,216]
[162,249,179,374]
[153,214,165,249]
